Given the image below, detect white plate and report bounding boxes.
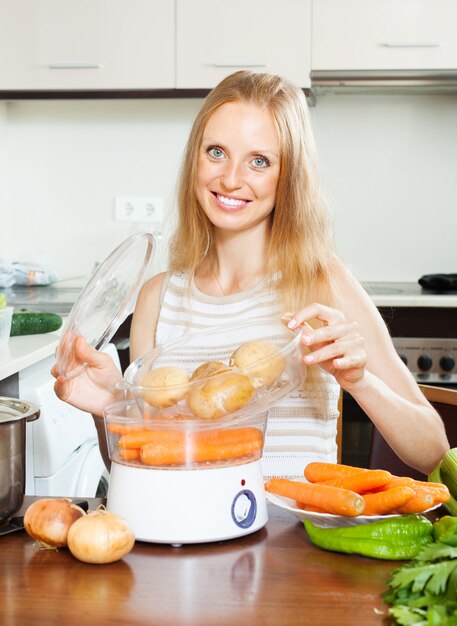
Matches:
[265,490,440,528]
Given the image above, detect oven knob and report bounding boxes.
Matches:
[398,354,408,366]
[440,355,455,372]
[417,354,433,372]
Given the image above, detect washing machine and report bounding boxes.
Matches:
[19,343,120,498]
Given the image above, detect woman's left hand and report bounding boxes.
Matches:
[284,303,367,390]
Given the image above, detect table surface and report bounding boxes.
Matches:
[1,498,400,626]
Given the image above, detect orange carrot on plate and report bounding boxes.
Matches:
[304,462,366,483]
[265,477,366,517]
[322,469,393,493]
[394,486,435,514]
[362,485,415,516]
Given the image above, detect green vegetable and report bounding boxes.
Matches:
[384,520,457,625]
[429,455,457,516]
[0,293,6,309]
[434,517,457,547]
[10,312,63,336]
[304,515,434,560]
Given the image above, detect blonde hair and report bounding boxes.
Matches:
[169,70,336,312]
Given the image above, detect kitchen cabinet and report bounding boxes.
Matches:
[176,0,312,89]
[312,0,457,70]
[0,0,174,90]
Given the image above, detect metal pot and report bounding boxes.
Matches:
[0,397,40,526]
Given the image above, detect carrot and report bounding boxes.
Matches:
[394,486,435,514]
[265,478,366,517]
[362,486,415,516]
[118,448,141,461]
[295,502,329,513]
[425,485,451,504]
[304,462,366,483]
[119,429,183,450]
[323,469,393,493]
[108,423,143,435]
[369,476,415,493]
[140,427,263,466]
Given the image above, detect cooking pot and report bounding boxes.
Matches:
[0,397,40,526]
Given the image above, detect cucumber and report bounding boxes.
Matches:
[10,311,63,336]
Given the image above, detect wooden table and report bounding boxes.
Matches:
[1,499,398,626]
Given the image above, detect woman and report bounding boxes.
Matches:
[54,71,448,477]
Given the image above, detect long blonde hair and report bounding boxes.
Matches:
[169,70,336,312]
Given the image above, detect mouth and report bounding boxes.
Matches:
[212,192,251,211]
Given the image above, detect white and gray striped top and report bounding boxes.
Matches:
[155,271,340,479]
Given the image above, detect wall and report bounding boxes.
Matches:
[3,93,457,282]
[310,93,457,281]
[0,102,9,257]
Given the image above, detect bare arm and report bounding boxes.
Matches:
[288,260,449,474]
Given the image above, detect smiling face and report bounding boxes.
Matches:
[196,101,281,235]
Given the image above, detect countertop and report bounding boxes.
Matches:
[2,498,397,626]
[0,329,61,380]
[1,280,456,382]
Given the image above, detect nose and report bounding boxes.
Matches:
[220,160,243,190]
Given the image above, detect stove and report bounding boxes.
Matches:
[342,280,457,467]
[361,281,457,383]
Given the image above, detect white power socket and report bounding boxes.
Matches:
[114,196,164,223]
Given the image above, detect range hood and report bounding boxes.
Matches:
[310,69,457,95]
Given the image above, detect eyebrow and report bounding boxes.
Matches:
[202,138,279,159]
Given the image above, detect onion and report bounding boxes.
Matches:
[24,497,86,548]
[67,507,135,564]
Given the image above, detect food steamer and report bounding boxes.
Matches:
[56,234,305,545]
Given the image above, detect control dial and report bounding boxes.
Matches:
[417,354,433,372]
[440,355,455,373]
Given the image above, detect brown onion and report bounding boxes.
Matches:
[67,507,135,564]
[24,497,86,548]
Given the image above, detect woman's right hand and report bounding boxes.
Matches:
[52,336,124,417]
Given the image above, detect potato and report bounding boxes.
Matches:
[187,370,255,419]
[229,340,286,388]
[190,361,230,381]
[140,366,190,408]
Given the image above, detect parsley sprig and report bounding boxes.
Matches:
[385,543,457,624]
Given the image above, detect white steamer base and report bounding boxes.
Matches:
[107,459,268,544]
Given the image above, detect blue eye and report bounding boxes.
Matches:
[252,156,270,168]
[208,146,225,159]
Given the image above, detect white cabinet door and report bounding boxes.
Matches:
[312,0,457,70]
[177,0,311,89]
[0,0,175,90]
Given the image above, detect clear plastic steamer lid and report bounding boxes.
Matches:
[55,233,155,379]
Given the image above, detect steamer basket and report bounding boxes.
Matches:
[104,400,268,471]
[120,317,305,422]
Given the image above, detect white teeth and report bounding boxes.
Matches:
[217,194,245,207]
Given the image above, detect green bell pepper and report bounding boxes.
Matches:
[433,516,457,546]
[304,514,434,560]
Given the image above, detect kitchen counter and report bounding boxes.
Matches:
[1,279,455,384]
[363,282,457,308]
[2,498,399,626]
[0,328,61,381]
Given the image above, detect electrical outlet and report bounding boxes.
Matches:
[115,197,164,223]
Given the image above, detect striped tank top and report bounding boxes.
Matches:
[155,271,340,479]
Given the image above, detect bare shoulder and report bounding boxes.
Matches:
[136,271,168,304]
[130,272,168,361]
[329,257,393,346]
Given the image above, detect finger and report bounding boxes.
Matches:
[333,348,367,370]
[303,336,364,365]
[287,303,345,330]
[301,320,360,348]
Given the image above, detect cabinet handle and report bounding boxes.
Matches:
[48,64,102,70]
[212,63,267,68]
[381,42,440,48]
